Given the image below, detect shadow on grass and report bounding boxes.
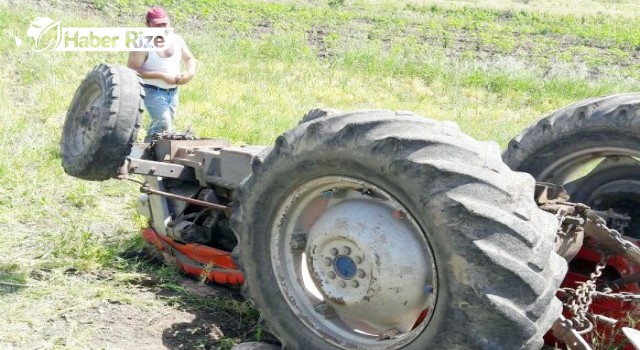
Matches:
[116,244,279,350]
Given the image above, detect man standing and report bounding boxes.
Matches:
[127,6,197,142]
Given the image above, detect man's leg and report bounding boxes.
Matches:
[169,89,179,125]
[144,87,174,142]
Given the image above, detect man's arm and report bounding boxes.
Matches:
[176,40,196,85]
[127,51,177,84]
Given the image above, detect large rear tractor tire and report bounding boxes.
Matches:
[232,110,567,350]
[61,64,144,181]
[503,93,640,238]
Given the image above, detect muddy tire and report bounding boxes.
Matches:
[232,111,566,350]
[298,107,342,124]
[61,64,143,181]
[503,93,640,237]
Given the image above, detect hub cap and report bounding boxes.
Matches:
[271,176,437,349]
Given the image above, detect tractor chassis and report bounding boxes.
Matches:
[121,137,640,349]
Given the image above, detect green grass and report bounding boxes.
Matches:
[2,0,640,348]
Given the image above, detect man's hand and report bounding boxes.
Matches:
[178,40,197,86]
[160,73,180,85]
[176,72,194,85]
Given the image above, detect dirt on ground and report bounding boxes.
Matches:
[82,252,262,350]
[1,248,267,350]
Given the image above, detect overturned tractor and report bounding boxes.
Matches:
[62,64,640,349]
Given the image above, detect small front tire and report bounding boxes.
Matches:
[61,64,144,181]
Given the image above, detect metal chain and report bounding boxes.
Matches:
[592,290,640,302]
[558,216,640,336]
[554,207,572,235]
[563,255,609,333]
[590,212,634,251]
[541,194,640,338]
[563,288,640,304]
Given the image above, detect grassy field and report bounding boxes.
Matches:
[1,0,640,348]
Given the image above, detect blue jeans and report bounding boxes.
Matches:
[143,86,179,142]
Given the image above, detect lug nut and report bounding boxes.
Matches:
[341,246,351,255]
[327,271,336,279]
[338,280,346,288]
[357,269,366,278]
[354,256,362,264]
[351,280,359,288]
[324,257,333,266]
[329,248,338,256]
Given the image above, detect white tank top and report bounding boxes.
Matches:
[141,34,184,89]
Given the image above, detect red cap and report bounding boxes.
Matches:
[146,7,169,25]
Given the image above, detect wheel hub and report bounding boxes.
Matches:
[271,176,438,347]
[69,84,102,157]
[566,156,640,238]
[308,237,371,303]
[588,180,640,238]
[334,255,357,279]
[305,198,432,327]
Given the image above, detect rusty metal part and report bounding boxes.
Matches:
[550,316,593,350]
[117,144,149,179]
[535,181,571,203]
[592,290,640,302]
[535,183,585,261]
[140,183,230,214]
[152,137,230,162]
[554,217,585,262]
[536,181,640,345]
[566,255,609,333]
[202,146,267,188]
[536,182,640,265]
[120,137,268,191]
[128,158,197,181]
[580,208,640,266]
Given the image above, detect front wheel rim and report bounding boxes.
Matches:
[270,176,437,349]
[68,83,102,157]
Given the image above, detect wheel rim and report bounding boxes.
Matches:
[68,83,102,157]
[536,147,640,238]
[270,176,437,349]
